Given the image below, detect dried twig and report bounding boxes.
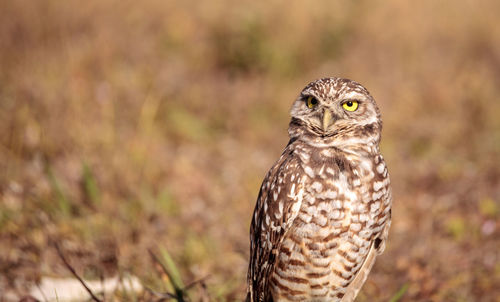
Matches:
[193,278,210,302]
[53,241,102,302]
[144,286,178,299]
[183,275,210,291]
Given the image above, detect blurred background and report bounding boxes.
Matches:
[1,0,499,301]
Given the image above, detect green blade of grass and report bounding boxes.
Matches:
[82,161,101,207]
[389,283,409,302]
[159,246,185,289]
[46,165,71,216]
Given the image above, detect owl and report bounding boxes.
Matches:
[246,78,392,302]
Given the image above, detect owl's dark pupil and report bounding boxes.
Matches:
[311,98,317,105]
[346,101,353,107]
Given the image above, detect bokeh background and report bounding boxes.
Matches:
[1,0,499,301]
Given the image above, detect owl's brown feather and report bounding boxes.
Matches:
[247,78,392,302]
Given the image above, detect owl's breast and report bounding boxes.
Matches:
[268,150,390,302]
[269,176,375,301]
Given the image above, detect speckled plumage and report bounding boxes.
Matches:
[247,78,392,302]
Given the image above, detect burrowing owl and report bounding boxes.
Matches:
[246,78,392,302]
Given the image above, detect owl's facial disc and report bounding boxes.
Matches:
[289,77,382,145]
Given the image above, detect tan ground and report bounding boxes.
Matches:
[1,0,499,301]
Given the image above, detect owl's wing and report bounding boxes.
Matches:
[342,183,392,302]
[341,222,390,302]
[247,147,304,302]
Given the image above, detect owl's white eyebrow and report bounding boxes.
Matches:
[342,91,364,99]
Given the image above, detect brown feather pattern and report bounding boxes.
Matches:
[247,78,392,302]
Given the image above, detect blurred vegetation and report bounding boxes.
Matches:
[1,0,499,301]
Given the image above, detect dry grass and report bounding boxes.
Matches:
[1,0,499,301]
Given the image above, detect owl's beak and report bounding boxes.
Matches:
[322,109,333,131]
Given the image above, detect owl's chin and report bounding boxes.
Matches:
[289,129,340,148]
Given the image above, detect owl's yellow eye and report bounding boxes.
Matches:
[342,100,359,112]
[306,96,318,109]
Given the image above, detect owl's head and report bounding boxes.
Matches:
[289,77,382,147]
